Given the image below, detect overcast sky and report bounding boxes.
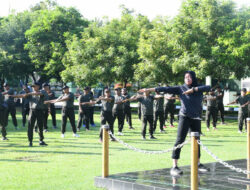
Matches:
[1,0,250,20]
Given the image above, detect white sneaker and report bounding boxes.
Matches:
[61,134,65,138]
[73,133,80,137]
[117,132,124,136]
[238,130,242,134]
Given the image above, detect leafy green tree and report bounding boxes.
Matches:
[170,0,250,81]
[25,4,89,81]
[136,17,183,86]
[212,6,250,79]
[137,0,249,84]
[62,9,151,87]
[0,11,34,84]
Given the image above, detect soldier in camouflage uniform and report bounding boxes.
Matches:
[153,91,165,133]
[164,93,177,128]
[128,92,163,140]
[45,86,80,138]
[228,88,250,133]
[77,86,94,131]
[113,88,126,136]
[122,88,134,129]
[11,82,48,147]
[215,86,225,124]
[19,85,30,127]
[98,88,115,142]
[204,89,218,131]
[0,87,8,140]
[3,83,18,130]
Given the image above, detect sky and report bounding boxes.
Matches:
[0,0,250,20]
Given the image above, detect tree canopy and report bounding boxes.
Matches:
[0,0,249,87]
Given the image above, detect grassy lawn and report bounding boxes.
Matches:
[0,111,247,190]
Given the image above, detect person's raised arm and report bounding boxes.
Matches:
[227,100,237,105]
[44,95,64,104]
[8,94,26,99]
[154,94,164,99]
[183,86,211,95]
[204,96,217,101]
[126,94,143,102]
[98,96,113,102]
[26,91,44,97]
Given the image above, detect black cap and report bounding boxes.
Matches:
[84,86,90,90]
[241,88,247,93]
[31,82,40,87]
[115,87,121,91]
[3,82,8,87]
[42,83,50,87]
[62,85,69,90]
[210,88,215,92]
[104,88,110,92]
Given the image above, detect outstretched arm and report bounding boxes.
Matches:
[183,86,211,95]
[9,94,26,98]
[124,94,142,102]
[227,100,237,105]
[98,96,113,102]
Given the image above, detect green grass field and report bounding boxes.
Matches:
[0,111,247,190]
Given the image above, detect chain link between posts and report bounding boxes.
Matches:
[197,139,250,175]
[108,131,189,155]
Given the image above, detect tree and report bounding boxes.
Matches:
[212,6,250,79]
[135,17,183,86]
[170,0,250,80]
[62,9,151,87]
[0,11,34,84]
[25,3,89,81]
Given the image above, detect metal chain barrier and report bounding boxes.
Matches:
[108,131,189,155]
[197,139,250,174]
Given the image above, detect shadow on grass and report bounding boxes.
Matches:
[0,159,49,163]
[12,149,101,155]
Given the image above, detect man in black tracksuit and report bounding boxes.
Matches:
[46,85,57,129]
[113,88,126,136]
[98,88,115,141]
[19,85,30,127]
[0,88,8,140]
[204,89,217,131]
[77,86,94,131]
[89,87,96,127]
[122,88,134,129]
[153,91,165,133]
[11,82,48,147]
[227,88,250,133]
[128,92,162,140]
[139,71,211,176]
[215,86,225,124]
[164,93,176,127]
[3,83,18,130]
[45,85,79,138]
[41,83,50,132]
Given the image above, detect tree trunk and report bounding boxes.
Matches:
[124,79,127,88]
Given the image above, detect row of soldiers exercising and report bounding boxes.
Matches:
[138,93,178,128]
[7,82,49,146]
[98,88,178,141]
[204,87,249,132]
[203,86,225,131]
[8,83,81,146]
[0,82,57,130]
[227,88,249,133]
